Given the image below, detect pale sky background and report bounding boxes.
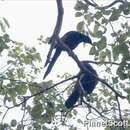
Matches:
[0,1,120,130]
[0,0,98,82]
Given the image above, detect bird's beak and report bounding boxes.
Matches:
[83,42,86,47]
[89,41,92,45]
[83,41,92,47]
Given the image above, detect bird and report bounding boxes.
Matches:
[43,31,92,79]
[65,61,98,109]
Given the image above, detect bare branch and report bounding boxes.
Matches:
[44,0,64,67]
[98,78,126,99]
[1,108,9,124]
[116,95,125,130]
[82,99,109,120]
[83,0,125,9]
[5,75,78,109]
[87,60,120,65]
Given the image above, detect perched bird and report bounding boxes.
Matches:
[65,61,98,109]
[43,31,92,79]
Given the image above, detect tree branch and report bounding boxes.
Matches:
[1,108,9,124]
[98,78,126,99]
[116,95,125,130]
[82,99,109,120]
[83,0,125,9]
[87,60,120,65]
[5,75,78,109]
[57,38,126,99]
[44,0,64,67]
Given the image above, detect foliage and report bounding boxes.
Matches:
[74,0,130,130]
[0,1,130,130]
[0,17,67,130]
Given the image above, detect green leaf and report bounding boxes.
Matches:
[105,49,111,61]
[120,44,129,59]
[84,14,93,25]
[33,123,41,129]
[109,8,120,21]
[127,94,130,104]
[96,36,107,50]
[7,60,15,65]
[24,56,32,64]
[118,33,127,43]
[113,44,129,60]
[112,77,118,84]
[94,11,102,20]
[105,128,110,130]
[76,21,84,32]
[92,21,103,38]
[15,85,27,95]
[16,124,23,130]
[111,32,117,37]
[8,88,16,104]
[10,120,17,127]
[73,109,78,115]
[96,31,103,38]
[3,17,10,28]
[42,126,51,130]
[96,100,102,109]
[31,103,43,119]
[123,9,129,15]
[116,62,127,80]
[74,1,85,11]
[33,53,41,62]
[102,18,108,25]
[77,119,83,124]
[3,34,10,43]
[75,12,83,17]
[89,46,98,55]
[94,21,100,34]
[74,0,88,12]
[112,45,120,61]
[99,51,106,61]
[103,10,111,15]
[0,22,5,32]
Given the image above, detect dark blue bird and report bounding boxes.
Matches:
[65,61,98,109]
[43,31,92,79]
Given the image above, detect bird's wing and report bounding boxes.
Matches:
[65,81,80,109]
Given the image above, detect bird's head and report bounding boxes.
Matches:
[61,31,92,49]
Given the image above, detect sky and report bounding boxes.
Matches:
[0,1,115,130]
[0,1,80,80]
[0,0,111,81]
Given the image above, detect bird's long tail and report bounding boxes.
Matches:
[65,84,80,109]
[43,49,61,79]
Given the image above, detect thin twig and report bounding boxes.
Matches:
[84,0,125,9]
[82,99,109,120]
[116,95,125,130]
[87,60,120,65]
[98,78,126,99]
[120,15,130,19]
[1,108,9,124]
[6,75,78,109]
